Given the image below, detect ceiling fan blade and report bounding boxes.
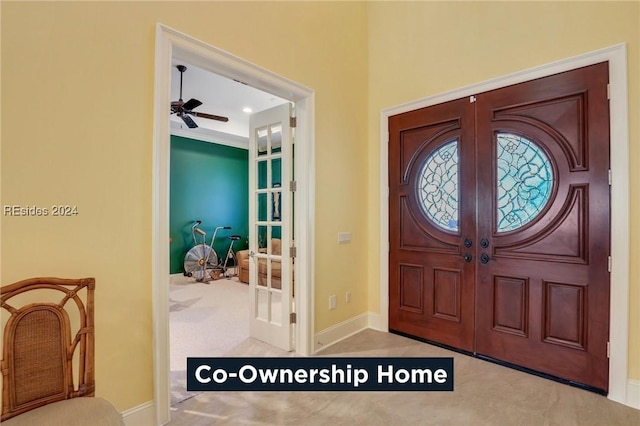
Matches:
[190,111,229,122]
[182,98,202,111]
[171,66,225,126]
[180,113,198,129]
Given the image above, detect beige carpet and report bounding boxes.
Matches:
[170,274,252,405]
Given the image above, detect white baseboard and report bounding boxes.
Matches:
[367,311,386,331]
[628,379,640,409]
[313,312,370,353]
[122,400,156,426]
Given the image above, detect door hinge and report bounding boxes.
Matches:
[290,180,297,192]
[607,341,610,358]
[608,169,612,186]
[608,256,612,273]
[290,117,297,128]
[470,95,477,103]
[290,246,297,258]
[607,84,611,100]
[290,312,297,324]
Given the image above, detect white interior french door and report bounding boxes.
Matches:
[248,103,294,350]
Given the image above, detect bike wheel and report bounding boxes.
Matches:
[184,244,218,281]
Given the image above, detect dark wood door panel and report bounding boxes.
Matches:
[493,184,589,264]
[542,280,589,350]
[492,92,589,171]
[476,271,607,389]
[393,260,467,321]
[389,62,610,392]
[397,263,424,314]
[399,197,460,254]
[475,62,610,391]
[389,98,475,352]
[433,267,462,322]
[390,262,473,351]
[397,121,461,184]
[390,238,475,351]
[491,275,530,337]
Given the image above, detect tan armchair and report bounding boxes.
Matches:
[236,248,251,284]
[237,239,293,290]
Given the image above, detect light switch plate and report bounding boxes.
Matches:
[338,232,351,244]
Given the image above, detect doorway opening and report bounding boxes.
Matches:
[153,24,315,424]
[167,60,291,405]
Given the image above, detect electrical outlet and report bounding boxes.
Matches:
[346,291,351,303]
[329,295,337,310]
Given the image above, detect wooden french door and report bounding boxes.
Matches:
[388,97,476,352]
[389,63,610,392]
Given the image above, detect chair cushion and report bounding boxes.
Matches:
[3,397,124,426]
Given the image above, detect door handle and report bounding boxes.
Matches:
[480,238,490,249]
[249,251,256,258]
[464,238,472,248]
[463,253,472,263]
[480,253,490,264]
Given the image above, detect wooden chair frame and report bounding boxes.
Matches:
[1,277,95,421]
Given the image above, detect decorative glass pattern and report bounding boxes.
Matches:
[497,133,553,232]
[418,140,459,231]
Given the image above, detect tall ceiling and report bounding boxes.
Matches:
[170,60,288,140]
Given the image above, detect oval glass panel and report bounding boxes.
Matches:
[496,133,553,232]
[418,140,459,232]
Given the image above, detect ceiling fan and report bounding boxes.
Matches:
[171,65,229,128]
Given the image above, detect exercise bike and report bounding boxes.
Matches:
[183,221,241,282]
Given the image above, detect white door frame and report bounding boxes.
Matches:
[152,24,315,424]
[378,44,631,406]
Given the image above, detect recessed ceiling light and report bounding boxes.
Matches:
[243,107,253,113]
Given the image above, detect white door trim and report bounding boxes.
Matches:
[378,43,631,406]
[153,24,315,425]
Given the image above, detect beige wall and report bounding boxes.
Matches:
[366,1,639,380]
[2,0,638,414]
[1,1,369,410]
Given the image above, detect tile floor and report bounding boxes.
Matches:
[168,329,639,425]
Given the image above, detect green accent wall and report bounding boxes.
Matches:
[170,135,248,274]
